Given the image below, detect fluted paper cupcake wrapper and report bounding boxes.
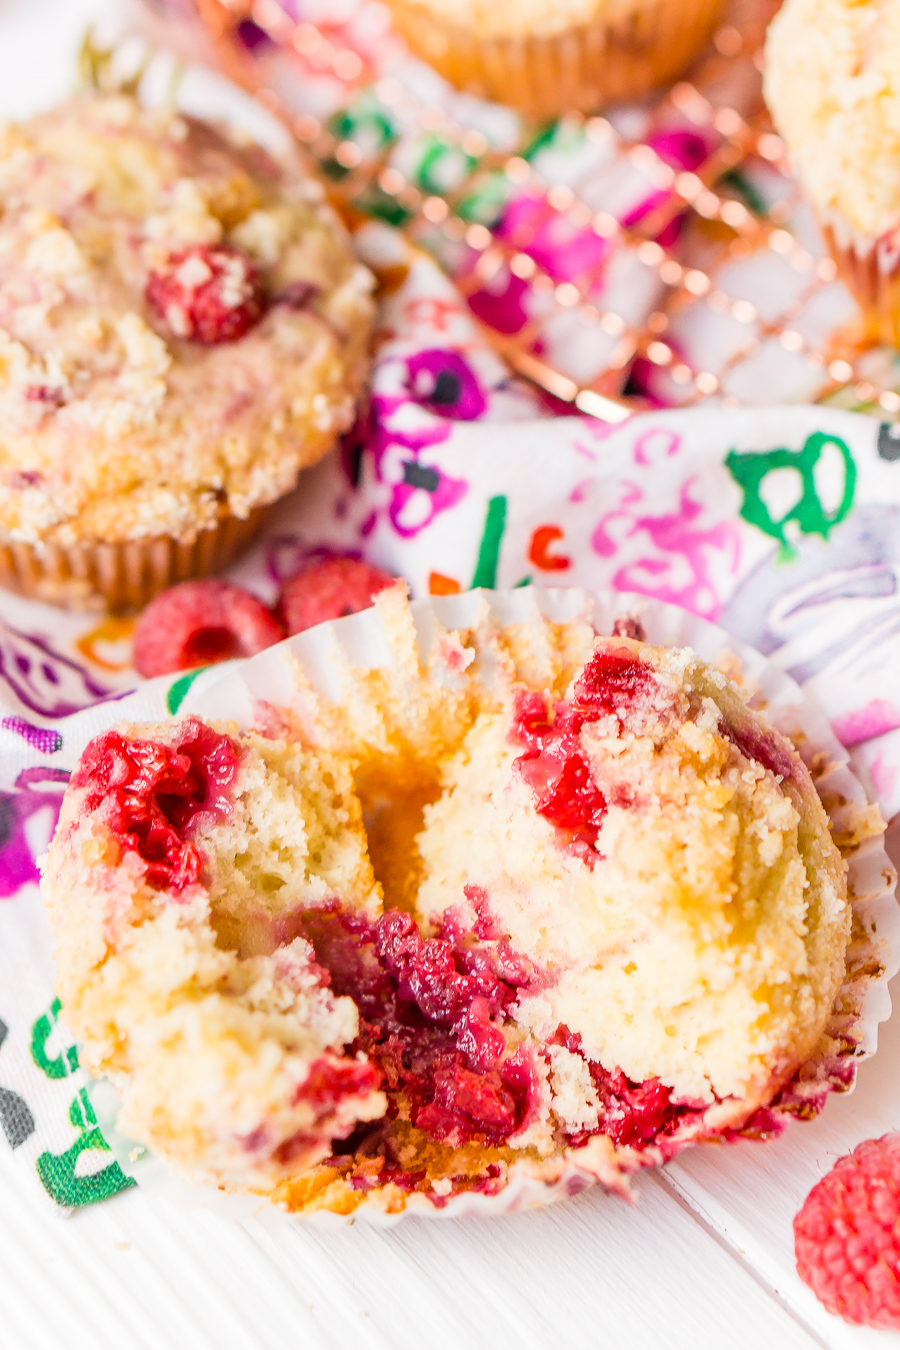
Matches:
[0,507,270,613]
[814,208,900,348]
[77,585,899,1225]
[384,0,726,119]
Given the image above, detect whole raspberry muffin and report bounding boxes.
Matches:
[765,0,900,344]
[42,590,863,1214]
[0,94,373,610]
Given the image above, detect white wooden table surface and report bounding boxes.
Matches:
[2,2,899,1345]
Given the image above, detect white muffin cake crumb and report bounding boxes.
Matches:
[416,638,849,1121]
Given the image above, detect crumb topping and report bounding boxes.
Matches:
[389,0,671,41]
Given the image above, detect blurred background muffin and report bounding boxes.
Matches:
[0,92,374,611]
[765,0,900,346]
[384,0,728,118]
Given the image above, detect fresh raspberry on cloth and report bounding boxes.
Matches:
[146,244,264,343]
[277,558,396,635]
[133,579,282,677]
[794,1134,900,1328]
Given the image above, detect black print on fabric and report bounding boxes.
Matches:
[0,1017,35,1149]
[878,422,900,462]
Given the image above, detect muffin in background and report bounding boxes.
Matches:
[385,0,727,118]
[0,94,374,611]
[765,0,900,346]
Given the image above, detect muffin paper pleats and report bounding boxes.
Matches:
[2,239,900,1212]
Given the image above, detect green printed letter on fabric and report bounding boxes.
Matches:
[36,1088,135,1207]
[725,432,856,561]
[30,997,78,1079]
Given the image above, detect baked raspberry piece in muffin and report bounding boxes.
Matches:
[0,93,373,609]
[41,716,385,1189]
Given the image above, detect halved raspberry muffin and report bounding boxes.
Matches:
[41,594,860,1213]
[41,717,385,1188]
[0,94,373,609]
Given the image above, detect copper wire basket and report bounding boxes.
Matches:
[155,0,900,423]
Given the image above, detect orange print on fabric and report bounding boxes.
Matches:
[528,525,571,572]
[429,572,461,595]
[76,617,136,672]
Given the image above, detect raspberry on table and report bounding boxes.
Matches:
[133,578,282,678]
[146,244,264,344]
[277,557,397,635]
[794,1134,900,1329]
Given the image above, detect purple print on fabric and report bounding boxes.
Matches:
[405,350,487,420]
[1,717,63,754]
[0,624,110,718]
[367,350,475,539]
[592,476,741,620]
[832,701,900,749]
[0,768,69,899]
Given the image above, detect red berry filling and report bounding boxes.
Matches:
[73,719,239,891]
[550,1027,702,1150]
[719,716,797,784]
[299,894,544,1158]
[512,646,656,864]
[266,1055,382,1167]
[291,886,704,1198]
[146,244,264,344]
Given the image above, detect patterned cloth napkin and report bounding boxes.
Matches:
[3,223,900,1214]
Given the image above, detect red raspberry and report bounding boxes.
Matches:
[277,558,396,635]
[133,579,282,678]
[146,245,264,344]
[794,1134,900,1328]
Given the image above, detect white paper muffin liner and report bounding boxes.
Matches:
[86,586,900,1225]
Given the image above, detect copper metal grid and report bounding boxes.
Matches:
[184,0,900,421]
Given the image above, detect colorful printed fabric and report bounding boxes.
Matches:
[139,0,900,414]
[2,232,900,1212]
